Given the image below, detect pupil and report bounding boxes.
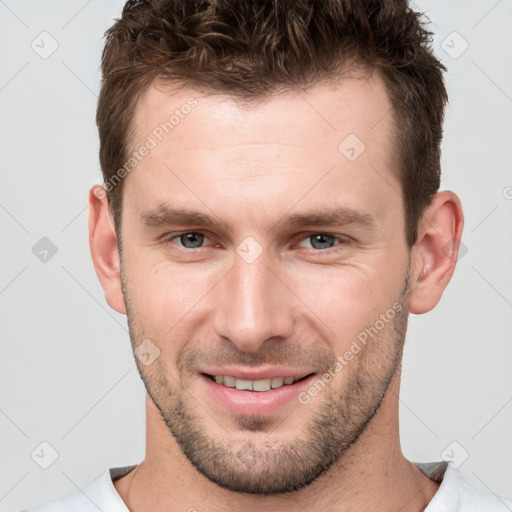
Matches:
[181,232,204,248]
[311,234,334,249]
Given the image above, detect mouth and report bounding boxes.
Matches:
[202,372,314,391]
[199,372,317,416]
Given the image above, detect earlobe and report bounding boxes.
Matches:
[408,191,464,314]
[88,185,127,315]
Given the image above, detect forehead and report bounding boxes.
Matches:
[131,68,395,156]
[124,70,399,220]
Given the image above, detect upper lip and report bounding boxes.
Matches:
[200,367,316,381]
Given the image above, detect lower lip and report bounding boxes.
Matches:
[199,373,316,416]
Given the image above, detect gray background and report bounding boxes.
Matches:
[1,1,511,510]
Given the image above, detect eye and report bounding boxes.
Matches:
[297,233,346,250]
[172,232,208,249]
[162,231,348,253]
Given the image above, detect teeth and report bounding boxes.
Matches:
[271,376,284,388]
[211,375,300,391]
[253,379,271,391]
[222,375,236,387]
[235,379,253,391]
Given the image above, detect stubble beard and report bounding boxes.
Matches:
[122,270,410,496]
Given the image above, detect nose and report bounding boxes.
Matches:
[211,248,295,353]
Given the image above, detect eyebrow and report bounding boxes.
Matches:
[281,208,376,229]
[139,204,377,232]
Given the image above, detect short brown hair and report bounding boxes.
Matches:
[97,0,447,248]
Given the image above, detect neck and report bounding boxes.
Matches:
[115,371,439,511]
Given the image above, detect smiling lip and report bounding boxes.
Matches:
[199,372,316,416]
[198,367,315,381]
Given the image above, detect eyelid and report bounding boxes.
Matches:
[294,232,350,249]
[162,231,350,250]
[162,231,214,249]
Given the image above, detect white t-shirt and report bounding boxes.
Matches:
[22,460,512,511]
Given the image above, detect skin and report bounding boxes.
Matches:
[89,69,464,511]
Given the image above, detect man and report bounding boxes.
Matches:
[23,0,512,511]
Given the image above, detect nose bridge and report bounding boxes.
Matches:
[212,249,293,353]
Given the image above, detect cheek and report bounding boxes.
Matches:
[124,253,217,334]
[285,264,403,343]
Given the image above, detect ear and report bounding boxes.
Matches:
[88,185,126,315]
[408,190,464,314]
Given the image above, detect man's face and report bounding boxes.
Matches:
[119,72,412,494]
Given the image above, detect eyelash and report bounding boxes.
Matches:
[163,231,350,252]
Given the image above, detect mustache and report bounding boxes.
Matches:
[178,341,336,374]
